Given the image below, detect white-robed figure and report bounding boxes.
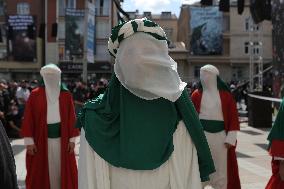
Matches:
[191,65,241,189]
[77,18,215,189]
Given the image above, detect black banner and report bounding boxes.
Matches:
[7,15,37,62]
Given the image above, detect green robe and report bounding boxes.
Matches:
[77,74,215,181]
[268,98,284,143]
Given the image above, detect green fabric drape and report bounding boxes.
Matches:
[47,123,61,138]
[200,120,225,133]
[77,74,215,181]
[268,98,284,143]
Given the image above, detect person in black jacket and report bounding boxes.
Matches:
[0,120,18,189]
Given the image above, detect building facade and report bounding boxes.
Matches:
[0,0,44,80]
[178,0,272,82]
[0,0,122,81]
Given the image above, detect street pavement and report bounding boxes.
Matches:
[12,122,272,189]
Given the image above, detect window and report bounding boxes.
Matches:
[253,25,259,31]
[223,15,230,32]
[17,3,30,15]
[252,42,261,55]
[244,42,250,54]
[96,0,109,16]
[244,41,262,55]
[58,22,65,39]
[245,17,259,32]
[194,66,201,78]
[96,20,109,39]
[232,66,243,79]
[59,0,66,16]
[143,12,152,19]
[95,44,109,61]
[67,0,76,8]
[161,12,172,19]
[245,18,250,31]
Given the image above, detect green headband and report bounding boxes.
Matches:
[107,18,169,58]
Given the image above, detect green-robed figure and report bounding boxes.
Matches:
[77,18,215,189]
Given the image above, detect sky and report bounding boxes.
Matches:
[122,0,199,17]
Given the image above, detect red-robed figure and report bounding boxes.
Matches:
[191,65,241,189]
[21,64,79,189]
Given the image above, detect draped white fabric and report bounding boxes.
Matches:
[114,33,186,102]
[199,66,224,121]
[78,121,202,189]
[48,138,61,189]
[40,64,61,123]
[203,131,228,189]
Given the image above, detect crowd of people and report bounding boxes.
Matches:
[0,78,108,139]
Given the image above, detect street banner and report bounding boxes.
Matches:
[190,7,223,55]
[7,15,37,62]
[65,8,85,57]
[86,2,96,63]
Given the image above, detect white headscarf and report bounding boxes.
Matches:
[199,64,224,121]
[40,64,61,104]
[200,64,219,91]
[114,32,186,102]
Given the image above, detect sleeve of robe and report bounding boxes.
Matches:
[268,100,284,159]
[21,91,35,138]
[227,92,240,132]
[191,90,201,113]
[67,93,80,139]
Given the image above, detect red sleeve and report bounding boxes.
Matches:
[227,93,240,131]
[191,90,201,113]
[20,92,35,137]
[269,140,284,158]
[68,93,80,138]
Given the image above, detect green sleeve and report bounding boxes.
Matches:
[268,99,284,143]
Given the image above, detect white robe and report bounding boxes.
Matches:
[78,121,202,189]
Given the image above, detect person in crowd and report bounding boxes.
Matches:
[94,78,107,98]
[77,18,215,189]
[16,80,30,117]
[73,81,88,114]
[8,82,18,102]
[266,98,284,189]
[0,79,10,133]
[191,64,241,189]
[0,120,18,189]
[6,100,21,138]
[21,64,79,189]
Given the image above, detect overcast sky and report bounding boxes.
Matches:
[122,0,199,16]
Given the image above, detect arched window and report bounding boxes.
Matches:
[17,2,30,15]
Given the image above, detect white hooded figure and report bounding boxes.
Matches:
[191,65,241,189]
[77,19,215,189]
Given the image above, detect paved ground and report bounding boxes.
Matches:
[12,122,272,189]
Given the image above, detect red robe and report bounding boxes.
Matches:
[191,90,241,189]
[266,141,284,189]
[21,87,79,189]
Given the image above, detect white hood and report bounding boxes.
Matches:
[199,64,224,121]
[114,32,186,102]
[40,64,61,104]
